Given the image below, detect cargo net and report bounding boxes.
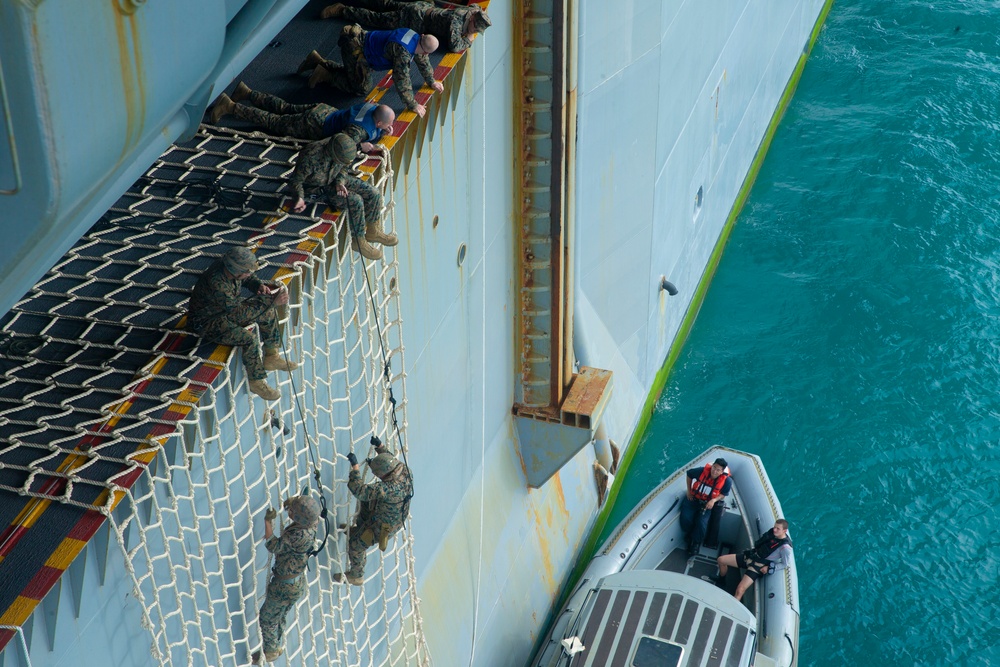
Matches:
[0,126,429,667]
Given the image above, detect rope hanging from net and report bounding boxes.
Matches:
[358,150,415,519]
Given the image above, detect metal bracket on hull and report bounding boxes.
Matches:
[515,367,613,488]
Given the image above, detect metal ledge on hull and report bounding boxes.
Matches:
[515,366,613,488]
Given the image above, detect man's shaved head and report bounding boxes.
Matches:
[374,104,395,127]
[418,34,439,55]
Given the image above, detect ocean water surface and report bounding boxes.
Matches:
[604,2,1000,665]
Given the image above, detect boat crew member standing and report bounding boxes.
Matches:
[717,519,793,602]
[299,27,443,117]
[335,441,413,586]
[679,457,732,555]
[210,86,395,152]
[320,1,492,54]
[252,495,321,664]
[187,247,296,402]
[284,133,397,260]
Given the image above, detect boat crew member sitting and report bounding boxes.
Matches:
[320,0,492,54]
[284,133,397,260]
[298,27,443,118]
[210,85,395,152]
[252,495,321,664]
[335,440,413,586]
[187,246,297,402]
[680,457,731,556]
[717,519,793,602]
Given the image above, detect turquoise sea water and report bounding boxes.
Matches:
[603,3,1000,665]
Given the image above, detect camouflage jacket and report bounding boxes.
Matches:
[385,41,436,111]
[348,467,413,531]
[342,123,374,146]
[187,260,273,331]
[287,139,350,201]
[417,4,474,53]
[265,522,316,579]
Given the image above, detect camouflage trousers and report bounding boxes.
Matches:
[196,305,280,382]
[232,91,335,140]
[342,3,426,31]
[343,0,410,11]
[324,174,383,237]
[317,27,375,98]
[346,521,375,580]
[258,577,306,656]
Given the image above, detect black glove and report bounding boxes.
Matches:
[347,452,358,466]
[264,508,277,522]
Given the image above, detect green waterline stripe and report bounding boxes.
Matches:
[560,0,835,617]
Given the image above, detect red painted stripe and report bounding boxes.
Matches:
[109,468,144,489]
[66,511,105,542]
[21,566,63,600]
[0,525,29,560]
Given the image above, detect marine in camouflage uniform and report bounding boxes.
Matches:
[305,26,439,114]
[286,133,395,260]
[187,247,294,400]
[338,446,413,585]
[286,133,356,206]
[211,83,395,146]
[253,496,320,664]
[229,89,335,140]
[325,1,491,53]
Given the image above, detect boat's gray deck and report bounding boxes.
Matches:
[572,585,752,667]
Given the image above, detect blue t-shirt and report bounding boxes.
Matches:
[321,102,385,141]
[363,28,419,70]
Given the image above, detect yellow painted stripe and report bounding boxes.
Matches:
[11,498,53,531]
[44,538,87,570]
[0,597,39,626]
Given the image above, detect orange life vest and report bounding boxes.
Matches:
[689,464,729,501]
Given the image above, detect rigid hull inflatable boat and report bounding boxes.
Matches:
[532,446,799,667]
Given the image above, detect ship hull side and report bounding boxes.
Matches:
[407,2,829,666]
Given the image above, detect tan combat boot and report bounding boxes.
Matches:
[210,94,234,123]
[297,49,324,75]
[320,3,345,19]
[365,219,398,247]
[308,66,333,89]
[248,379,280,401]
[351,236,383,261]
[232,81,251,103]
[333,572,364,586]
[263,351,299,372]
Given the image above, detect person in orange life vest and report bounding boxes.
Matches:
[679,457,731,555]
[717,519,792,602]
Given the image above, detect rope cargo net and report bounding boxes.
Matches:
[0,126,430,667]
